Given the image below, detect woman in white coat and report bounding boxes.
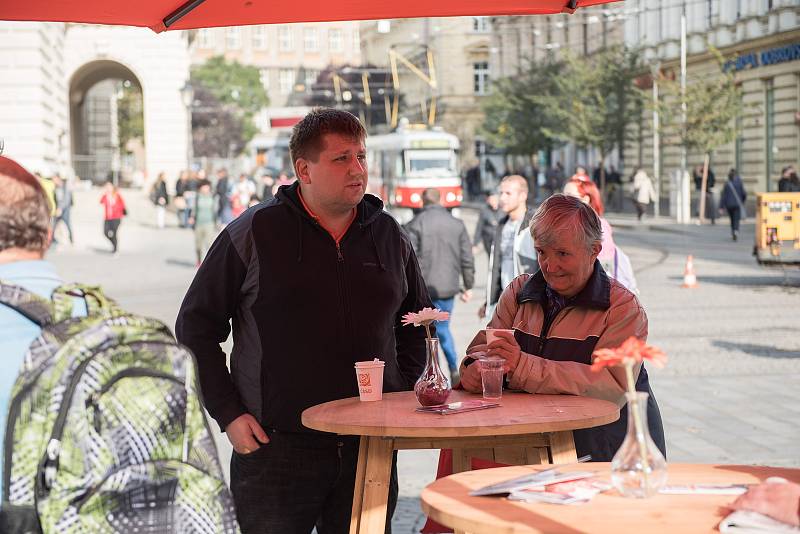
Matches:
[631,168,656,221]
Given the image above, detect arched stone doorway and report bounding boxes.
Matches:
[69,60,144,185]
[64,25,190,186]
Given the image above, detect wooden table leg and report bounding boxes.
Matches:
[351,436,394,534]
[548,431,578,464]
[349,436,369,534]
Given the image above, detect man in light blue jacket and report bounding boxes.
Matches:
[0,156,85,496]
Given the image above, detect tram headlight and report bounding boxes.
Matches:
[410,193,421,204]
[395,193,403,203]
[445,192,456,203]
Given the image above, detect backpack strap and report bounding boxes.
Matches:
[0,280,55,327]
[51,283,118,321]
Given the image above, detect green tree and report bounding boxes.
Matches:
[481,59,563,160]
[653,47,745,223]
[538,46,644,191]
[117,83,144,152]
[190,56,269,155]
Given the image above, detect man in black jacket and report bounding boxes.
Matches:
[176,108,430,534]
[405,189,474,379]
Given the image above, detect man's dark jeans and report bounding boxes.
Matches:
[230,430,398,534]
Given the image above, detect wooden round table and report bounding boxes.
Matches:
[302,390,619,534]
[421,462,800,534]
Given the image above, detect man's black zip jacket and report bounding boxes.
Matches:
[176,182,432,433]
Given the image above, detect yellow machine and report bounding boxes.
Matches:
[754,192,800,264]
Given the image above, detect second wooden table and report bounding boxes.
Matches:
[302,390,620,534]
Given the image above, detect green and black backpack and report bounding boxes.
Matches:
[0,282,238,533]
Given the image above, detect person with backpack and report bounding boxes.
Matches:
[0,156,238,533]
[176,108,430,534]
[720,168,748,241]
[0,157,84,499]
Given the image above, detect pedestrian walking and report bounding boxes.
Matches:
[545,162,565,198]
[150,172,169,229]
[631,168,656,221]
[405,188,475,381]
[176,108,430,534]
[693,165,717,224]
[175,171,192,228]
[778,166,800,192]
[464,159,481,201]
[720,168,747,241]
[99,181,125,254]
[472,193,501,256]
[231,173,256,219]
[481,175,537,320]
[564,176,638,294]
[52,174,74,244]
[215,168,233,225]
[189,179,217,266]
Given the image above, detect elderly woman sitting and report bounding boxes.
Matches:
[458,194,666,461]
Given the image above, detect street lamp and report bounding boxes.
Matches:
[180,81,194,169]
[650,61,661,219]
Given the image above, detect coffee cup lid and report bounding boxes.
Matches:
[355,358,384,368]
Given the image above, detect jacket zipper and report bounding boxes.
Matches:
[537,307,568,355]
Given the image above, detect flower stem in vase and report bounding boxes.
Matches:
[625,363,650,490]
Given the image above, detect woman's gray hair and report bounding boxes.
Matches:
[531,194,603,252]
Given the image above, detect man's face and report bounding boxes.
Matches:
[534,230,601,298]
[296,133,367,213]
[498,181,526,214]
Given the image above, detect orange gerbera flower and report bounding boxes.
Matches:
[591,336,667,372]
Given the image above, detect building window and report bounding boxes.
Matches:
[198,28,215,49]
[279,27,294,52]
[259,69,271,91]
[252,26,267,50]
[305,69,320,87]
[765,78,775,191]
[279,69,295,94]
[329,29,343,52]
[226,27,241,50]
[472,17,490,33]
[473,62,489,95]
[706,0,719,28]
[304,28,319,52]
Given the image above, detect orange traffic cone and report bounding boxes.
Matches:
[681,255,698,288]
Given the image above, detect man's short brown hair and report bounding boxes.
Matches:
[289,108,366,167]
[0,156,50,252]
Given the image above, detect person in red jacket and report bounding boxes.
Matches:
[99,181,126,254]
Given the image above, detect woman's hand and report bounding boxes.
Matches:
[459,353,484,393]
[730,479,800,526]
[487,330,521,372]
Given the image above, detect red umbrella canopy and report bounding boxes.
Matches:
[0,0,620,33]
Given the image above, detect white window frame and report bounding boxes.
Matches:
[252,26,267,50]
[473,61,490,95]
[279,69,295,94]
[279,27,294,52]
[304,28,319,52]
[472,17,490,33]
[197,28,215,49]
[226,27,241,50]
[328,29,343,52]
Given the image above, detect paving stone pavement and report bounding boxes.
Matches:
[48,189,800,532]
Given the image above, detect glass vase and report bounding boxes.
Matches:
[414,338,451,407]
[611,391,667,498]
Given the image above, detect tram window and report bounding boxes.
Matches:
[405,149,456,174]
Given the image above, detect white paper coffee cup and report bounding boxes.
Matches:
[354,359,385,401]
[485,328,514,345]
